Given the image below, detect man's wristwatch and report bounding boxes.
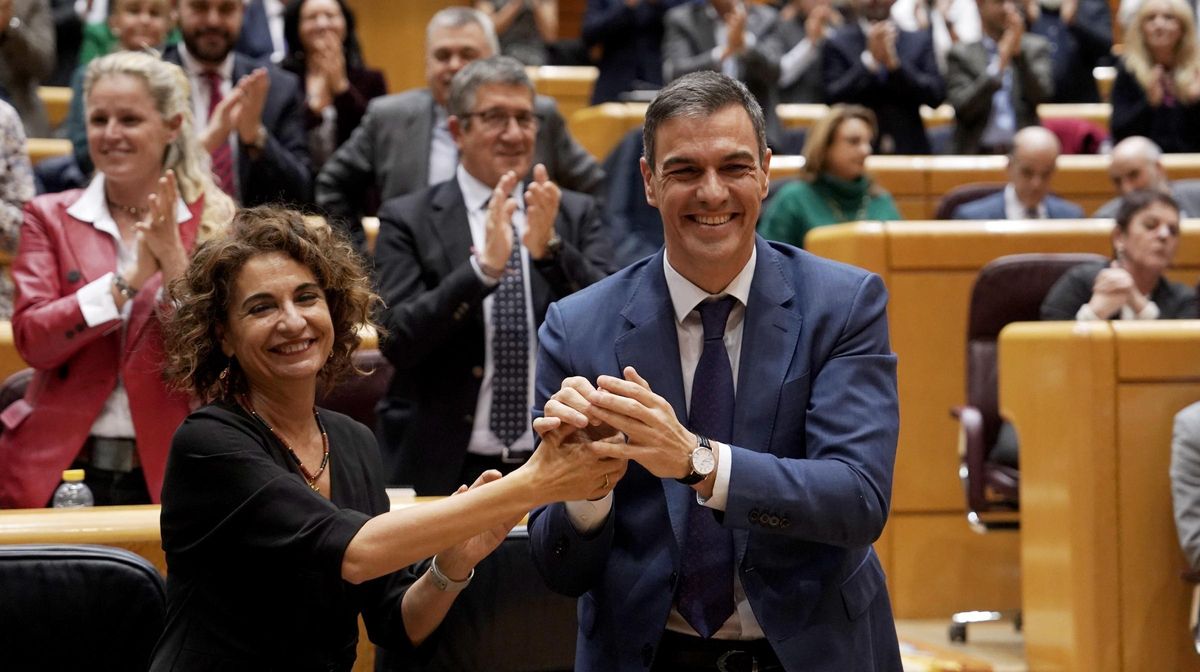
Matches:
[429,555,474,592]
[543,234,562,260]
[676,434,716,485]
[248,125,268,151]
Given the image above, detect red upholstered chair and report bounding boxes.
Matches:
[315,349,393,430]
[934,183,1005,220]
[948,252,1107,642]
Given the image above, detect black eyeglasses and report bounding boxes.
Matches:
[461,108,539,132]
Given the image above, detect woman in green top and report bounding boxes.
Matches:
[758,104,902,247]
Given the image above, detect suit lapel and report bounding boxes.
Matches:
[429,180,475,273]
[731,239,802,564]
[613,252,692,552]
[62,207,119,285]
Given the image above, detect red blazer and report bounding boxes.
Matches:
[0,189,202,508]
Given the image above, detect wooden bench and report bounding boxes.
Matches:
[38,86,71,130]
[1001,321,1200,671]
[25,138,72,165]
[806,219,1200,619]
[526,65,597,121]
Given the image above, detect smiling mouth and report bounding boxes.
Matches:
[690,214,736,226]
[271,339,316,355]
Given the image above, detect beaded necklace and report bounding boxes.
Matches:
[239,394,330,492]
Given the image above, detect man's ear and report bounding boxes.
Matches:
[639,156,658,208]
[760,148,772,200]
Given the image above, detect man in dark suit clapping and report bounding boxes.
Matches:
[372,56,613,495]
[822,0,945,154]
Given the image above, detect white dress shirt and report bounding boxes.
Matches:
[1003,183,1047,220]
[177,44,241,195]
[456,164,537,457]
[67,175,192,439]
[566,246,766,640]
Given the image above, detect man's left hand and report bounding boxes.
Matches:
[583,366,695,481]
[523,163,561,259]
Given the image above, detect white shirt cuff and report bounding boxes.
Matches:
[77,272,121,326]
[1136,300,1161,320]
[469,256,501,287]
[1075,303,1102,321]
[861,50,882,73]
[699,440,732,511]
[565,493,613,534]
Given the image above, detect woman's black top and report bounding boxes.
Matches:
[150,401,425,671]
[1040,260,1199,320]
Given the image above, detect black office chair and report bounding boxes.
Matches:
[0,544,166,671]
[948,252,1106,643]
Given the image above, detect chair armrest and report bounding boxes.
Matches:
[952,405,988,513]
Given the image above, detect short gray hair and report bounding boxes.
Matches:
[448,56,535,123]
[642,71,767,172]
[426,7,500,56]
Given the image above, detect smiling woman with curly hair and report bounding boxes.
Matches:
[151,207,622,670]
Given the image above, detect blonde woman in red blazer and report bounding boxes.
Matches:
[0,51,233,508]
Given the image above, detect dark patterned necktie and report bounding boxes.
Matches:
[203,71,236,200]
[489,215,528,447]
[676,296,737,638]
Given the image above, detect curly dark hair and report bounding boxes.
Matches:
[163,207,381,403]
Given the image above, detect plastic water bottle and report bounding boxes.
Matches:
[52,469,94,508]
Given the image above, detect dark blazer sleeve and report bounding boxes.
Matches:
[945,43,999,124]
[1067,0,1113,60]
[1040,262,1099,320]
[822,29,875,103]
[1109,61,1150,144]
[1016,36,1055,106]
[885,31,944,106]
[373,192,496,370]
[531,190,614,299]
[315,98,383,246]
[241,65,313,207]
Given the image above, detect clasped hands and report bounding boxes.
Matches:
[1087,260,1149,318]
[203,68,271,154]
[477,165,561,278]
[123,170,188,296]
[534,366,711,500]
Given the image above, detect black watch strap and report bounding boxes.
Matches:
[675,434,712,485]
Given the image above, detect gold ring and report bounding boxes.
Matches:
[602,473,610,490]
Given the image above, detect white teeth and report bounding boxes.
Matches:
[275,341,311,354]
[694,215,733,225]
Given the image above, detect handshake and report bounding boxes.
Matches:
[521,367,713,503]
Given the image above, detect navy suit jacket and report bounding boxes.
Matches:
[528,237,902,672]
[953,191,1084,219]
[234,0,277,63]
[163,47,312,207]
[822,24,944,154]
[582,0,689,104]
[373,179,614,494]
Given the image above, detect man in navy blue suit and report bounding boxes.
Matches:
[822,0,944,154]
[528,71,901,672]
[954,125,1084,219]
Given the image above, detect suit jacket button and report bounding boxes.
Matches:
[66,270,81,283]
[471,366,484,379]
[641,643,653,667]
[780,516,791,528]
[75,322,86,333]
[767,515,780,528]
[748,508,760,524]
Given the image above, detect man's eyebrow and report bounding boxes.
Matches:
[660,150,756,171]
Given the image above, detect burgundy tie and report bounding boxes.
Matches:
[203,71,237,200]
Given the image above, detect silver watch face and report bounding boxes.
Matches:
[692,446,716,476]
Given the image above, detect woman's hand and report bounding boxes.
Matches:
[1088,263,1136,318]
[433,470,522,580]
[137,171,189,284]
[522,414,628,504]
[1147,65,1167,107]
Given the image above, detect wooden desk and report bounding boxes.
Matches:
[26,138,72,165]
[527,65,597,120]
[806,219,1200,619]
[1001,321,1200,672]
[38,86,71,130]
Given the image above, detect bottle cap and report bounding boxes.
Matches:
[62,469,85,482]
